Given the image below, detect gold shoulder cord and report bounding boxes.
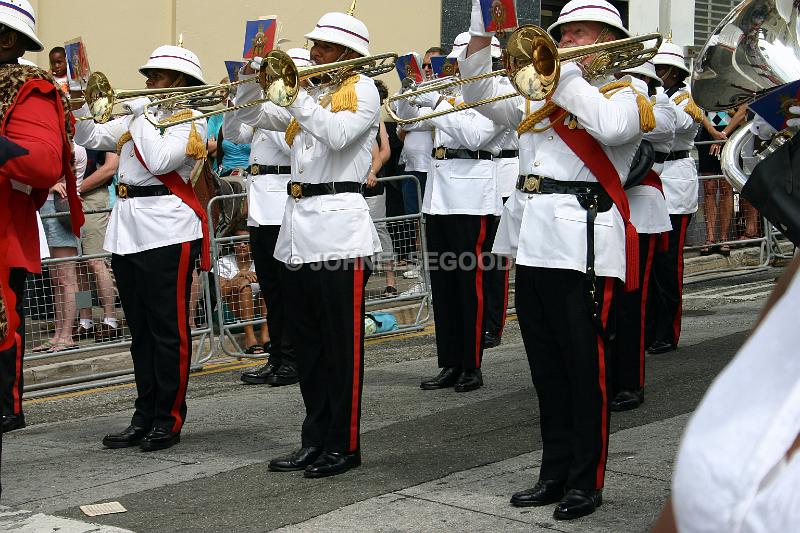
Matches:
[116,109,206,159]
[673,92,704,123]
[286,74,361,146]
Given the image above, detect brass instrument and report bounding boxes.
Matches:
[143,49,398,128]
[76,71,224,123]
[386,25,662,126]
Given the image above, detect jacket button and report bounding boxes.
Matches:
[547,136,554,140]
[299,168,304,174]
[534,161,541,167]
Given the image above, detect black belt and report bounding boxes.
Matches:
[115,184,172,199]
[250,164,292,176]
[432,147,493,160]
[287,181,363,199]
[497,149,519,159]
[516,175,605,196]
[665,150,690,161]
[654,151,669,163]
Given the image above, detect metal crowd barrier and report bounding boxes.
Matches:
[22,208,215,399]
[207,174,432,359]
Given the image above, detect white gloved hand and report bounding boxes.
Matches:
[122,96,151,118]
[787,105,800,128]
[410,90,441,110]
[469,0,493,37]
[249,56,263,71]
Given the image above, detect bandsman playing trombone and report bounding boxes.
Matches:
[72,45,209,453]
[226,48,313,388]
[460,0,653,519]
[392,32,506,394]
[231,11,382,478]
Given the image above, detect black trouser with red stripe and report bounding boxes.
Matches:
[111,240,200,433]
[284,258,371,454]
[0,268,27,418]
[516,266,616,490]
[426,214,492,370]
[648,214,691,348]
[249,224,295,369]
[483,213,510,338]
[614,233,657,393]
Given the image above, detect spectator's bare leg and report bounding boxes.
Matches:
[88,258,117,325]
[258,298,270,345]
[718,180,734,243]
[77,260,94,328]
[235,285,258,348]
[702,176,719,245]
[49,248,78,348]
[189,270,201,327]
[741,198,761,239]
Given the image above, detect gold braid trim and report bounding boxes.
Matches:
[285,118,301,146]
[116,132,133,154]
[285,74,361,147]
[517,101,559,135]
[159,109,207,160]
[599,80,655,132]
[673,92,704,123]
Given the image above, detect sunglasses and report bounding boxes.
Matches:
[422,63,432,69]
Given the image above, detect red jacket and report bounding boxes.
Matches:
[1,81,71,273]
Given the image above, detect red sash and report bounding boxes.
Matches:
[133,147,210,271]
[550,106,639,291]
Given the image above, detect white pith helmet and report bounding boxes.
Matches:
[620,60,662,86]
[139,45,206,85]
[547,0,630,40]
[286,47,311,68]
[305,12,370,57]
[0,0,42,52]
[653,42,690,74]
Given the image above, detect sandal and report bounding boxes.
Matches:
[32,341,55,353]
[245,344,265,355]
[718,244,731,256]
[383,286,398,297]
[47,342,78,353]
[699,242,714,256]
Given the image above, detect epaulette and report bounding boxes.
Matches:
[672,92,704,123]
[599,80,655,132]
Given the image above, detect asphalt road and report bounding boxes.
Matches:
[0,266,783,532]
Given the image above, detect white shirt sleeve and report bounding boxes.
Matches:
[458,45,526,130]
[73,105,130,151]
[428,100,504,151]
[128,112,208,176]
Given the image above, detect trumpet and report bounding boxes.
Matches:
[74,71,225,123]
[387,25,662,126]
[143,49,398,129]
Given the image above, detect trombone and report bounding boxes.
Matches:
[387,25,662,126]
[141,49,398,129]
[74,71,225,123]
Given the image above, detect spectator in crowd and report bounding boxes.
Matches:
[217,226,269,354]
[365,80,397,296]
[207,79,252,177]
[698,105,746,255]
[73,149,120,342]
[48,46,68,94]
[33,143,86,353]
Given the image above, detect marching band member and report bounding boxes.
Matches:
[483,71,518,349]
[462,0,646,519]
[612,61,676,412]
[73,45,209,452]
[648,42,702,355]
[232,11,381,478]
[226,48,312,387]
[394,32,505,393]
[0,0,82,434]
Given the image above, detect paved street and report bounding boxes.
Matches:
[0,267,782,532]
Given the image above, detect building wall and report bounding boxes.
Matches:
[25,0,442,95]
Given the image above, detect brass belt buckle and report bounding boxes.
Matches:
[434,147,447,160]
[523,175,542,193]
[117,183,129,199]
[250,163,260,176]
[290,182,303,200]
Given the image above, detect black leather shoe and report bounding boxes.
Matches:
[1,414,26,433]
[420,367,461,390]
[454,369,483,392]
[611,389,644,412]
[267,365,299,387]
[304,451,362,478]
[140,428,181,452]
[268,447,323,472]
[647,340,675,354]
[483,331,502,349]
[553,489,602,520]
[510,479,565,507]
[102,424,149,449]
[241,361,279,384]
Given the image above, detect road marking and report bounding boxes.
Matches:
[684,280,774,301]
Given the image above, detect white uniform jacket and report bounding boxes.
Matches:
[459,46,643,281]
[73,104,207,255]
[661,87,701,215]
[394,94,505,216]
[228,72,381,265]
[399,121,434,174]
[495,77,520,199]
[626,85,675,235]
[223,115,291,227]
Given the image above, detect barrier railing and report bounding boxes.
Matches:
[208,175,431,359]
[22,208,215,398]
